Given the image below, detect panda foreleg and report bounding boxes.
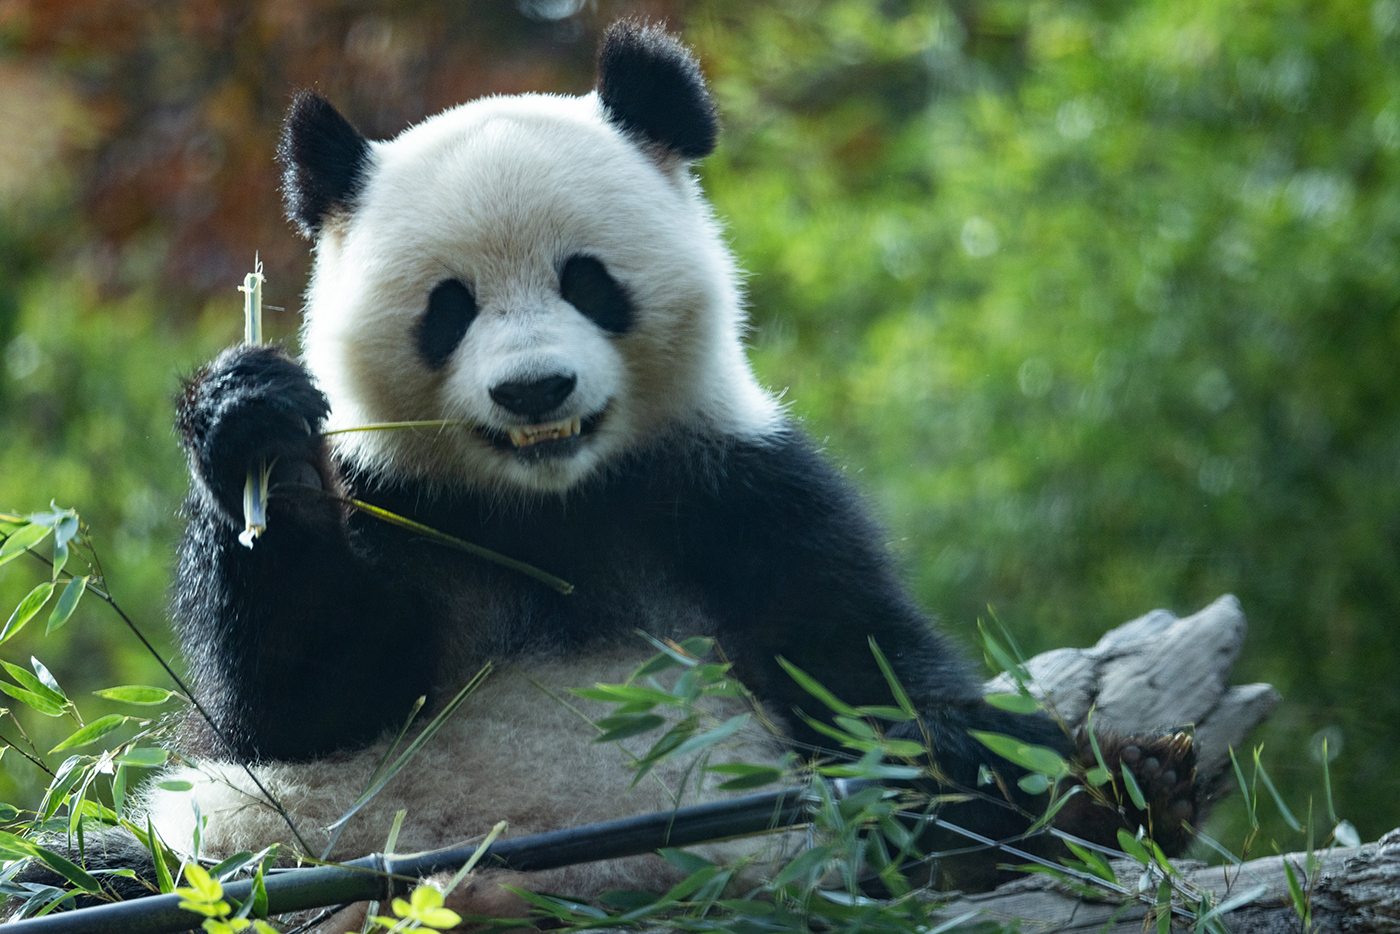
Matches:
[173,344,432,761]
[694,432,1197,871]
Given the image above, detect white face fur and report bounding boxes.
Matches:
[300,92,780,496]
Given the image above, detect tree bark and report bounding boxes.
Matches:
[931,829,1400,933]
[984,594,1281,796]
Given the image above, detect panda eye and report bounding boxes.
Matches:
[416,279,477,368]
[560,255,633,334]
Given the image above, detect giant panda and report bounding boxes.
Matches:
[134,19,1195,929]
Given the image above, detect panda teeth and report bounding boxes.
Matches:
[508,416,583,449]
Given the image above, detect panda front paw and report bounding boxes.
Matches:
[1056,729,1198,857]
[178,344,333,525]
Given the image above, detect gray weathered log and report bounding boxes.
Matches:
[930,828,1400,933]
[984,594,1280,793]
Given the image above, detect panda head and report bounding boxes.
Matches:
[281,21,780,496]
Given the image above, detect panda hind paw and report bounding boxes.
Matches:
[1059,729,1199,858]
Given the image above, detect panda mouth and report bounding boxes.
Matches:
[480,411,605,459]
[508,416,582,449]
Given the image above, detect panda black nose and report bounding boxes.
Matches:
[489,375,577,418]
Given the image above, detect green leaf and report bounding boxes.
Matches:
[1194,883,1268,928]
[1121,761,1148,810]
[867,638,919,719]
[713,766,784,790]
[1,581,56,645]
[834,715,876,739]
[0,522,52,566]
[115,747,169,768]
[978,620,1027,681]
[1085,766,1112,787]
[1253,750,1301,831]
[158,780,195,792]
[776,657,860,717]
[1063,839,1117,883]
[148,817,176,894]
[592,713,666,743]
[46,576,88,633]
[1230,747,1256,827]
[51,539,68,579]
[49,714,130,753]
[984,692,1042,714]
[772,844,832,887]
[1115,828,1152,865]
[667,714,750,759]
[571,684,677,708]
[854,704,914,721]
[1018,772,1050,794]
[113,763,128,818]
[251,862,269,918]
[658,864,719,903]
[969,730,1070,778]
[53,512,79,549]
[93,685,176,706]
[34,845,104,894]
[658,848,716,874]
[879,737,929,758]
[30,657,65,699]
[0,681,64,716]
[208,851,256,882]
[1,660,65,707]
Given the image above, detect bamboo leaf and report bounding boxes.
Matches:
[1120,759,1148,809]
[93,685,176,706]
[1,581,56,644]
[1195,883,1268,928]
[1,660,65,707]
[1018,772,1050,794]
[969,730,1070,778]
[867,638,919,719]
[666,714,749,759]
[710,765,784,790]
[0,681,64,716]
[0,522,52,565]
[46,575,89,633]
[776,656,860,717]
[1115,828,1152,865]
[53,512,79,549]
[30,657,66,699]
[147,818,176,894]
[49,714,130,753]
[114,747,169,768]
[1253,749,1301,831]
[985,692,1042,714]
[593,713,667,743]
[772,844,832,887]
[34,845,104,895]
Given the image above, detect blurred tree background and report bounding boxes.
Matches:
[2,0,1397,858]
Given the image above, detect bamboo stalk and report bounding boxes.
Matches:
[4,782,873,934]
[238,259,268,549]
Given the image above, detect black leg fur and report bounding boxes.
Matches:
[174,345,435,761]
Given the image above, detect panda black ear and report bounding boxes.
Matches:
[597,21,718,160]
[278,92,372,238]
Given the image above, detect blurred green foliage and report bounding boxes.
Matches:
[1,0,1397,858]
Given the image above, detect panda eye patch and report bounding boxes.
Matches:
[416,279,477,368]
[560,255,633,334]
